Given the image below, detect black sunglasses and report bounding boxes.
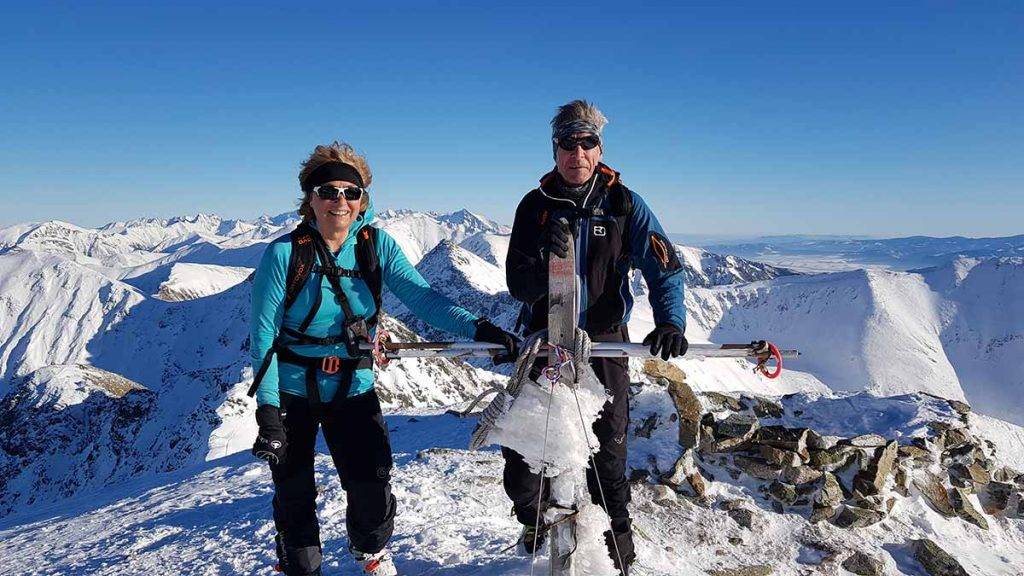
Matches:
[312,185,364,201]
[555,134,601,152]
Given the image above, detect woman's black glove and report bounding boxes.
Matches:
[541,217,571,260]
[474,318,520,365]
[642,323,688,361]
[252,404,288,466]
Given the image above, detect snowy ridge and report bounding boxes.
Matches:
[375,208,510,265]
[702,233,1024,272]
[383,239,520,341]
[917,257,1024,424]
[0,208,1022,574]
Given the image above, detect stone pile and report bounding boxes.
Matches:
[638,359,1023,573]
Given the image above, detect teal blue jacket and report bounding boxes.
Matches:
[250,200,479,408]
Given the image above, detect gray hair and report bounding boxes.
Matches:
[550,99,608,140]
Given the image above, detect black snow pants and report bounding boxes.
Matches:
[501,325,636,570]
[271,389,396,576]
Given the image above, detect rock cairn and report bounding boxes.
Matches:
[637,360,1023,574]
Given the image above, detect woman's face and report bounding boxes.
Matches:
[309,180,362,229]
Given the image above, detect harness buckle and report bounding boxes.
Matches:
[346,317,371,343]
[321,356,342,375]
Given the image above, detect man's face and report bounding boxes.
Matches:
[555,132,602,186]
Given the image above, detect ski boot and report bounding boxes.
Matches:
[520,523,549,554]
[351,547,398,576]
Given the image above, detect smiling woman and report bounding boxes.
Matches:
[247,140,519,576]
[297,142,373,225]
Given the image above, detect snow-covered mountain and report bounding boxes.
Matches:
[375,208,510,265]
[0,208,1022,574]
[915,257,1024,425]
[701,233,1024,272]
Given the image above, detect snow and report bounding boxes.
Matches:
[3,401,1022,575]
[154,263,254,301]
[0,207,1022,574]
[485,369,607,477]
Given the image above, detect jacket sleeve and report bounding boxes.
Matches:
[378,230,479,339]
[506,194,547,304]
[250,239,290,408]
[628,193,687,330]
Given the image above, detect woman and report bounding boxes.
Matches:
[249,142,517,576]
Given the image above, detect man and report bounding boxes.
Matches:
[503,100,687,574]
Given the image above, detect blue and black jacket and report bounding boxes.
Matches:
[506,164,686,335]
[250,198,479,408]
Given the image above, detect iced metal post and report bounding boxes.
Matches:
[546,220,578,576]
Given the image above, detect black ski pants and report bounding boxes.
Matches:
[271,389,396,576]
[501,325,635,567]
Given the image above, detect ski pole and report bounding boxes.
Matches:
[359,341,798,359]
[361,335,798,378]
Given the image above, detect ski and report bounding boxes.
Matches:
[546,217,579,576]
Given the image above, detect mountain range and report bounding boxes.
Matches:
[0,209,1021,575]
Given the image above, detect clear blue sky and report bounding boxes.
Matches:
[1,1,1021,237]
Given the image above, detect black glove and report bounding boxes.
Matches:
[540,217,571,260]
[252,404,288,466]
[642,323,688,361]
[473,318,520,365]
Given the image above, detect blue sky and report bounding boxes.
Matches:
[1,1,1021,237]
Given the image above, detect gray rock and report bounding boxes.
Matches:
[914,473,956,517]
[643,358,688,384]
[781,465,823,486]
[912,538,969,576]
[756,426,811,459]
[805,429,832,450]
[851,494,893,514]
[815,472,844,509]
[740,394,784,418]
[949,462,991,486]
[651,483,677,506]
[716,413,760,440]
[842,551,885,576]
[979,481,1014,515]
[898,444,932,462]
[769,480,798,505]
[894,464,911,496]
[839,434,888,448]
[951,486,989,529]
[992,466,1020,483]
[941,427,973,451]
[702,391,743,412]
[759,445,803,468]
[732,455,781,481]
[832,504,885,528]
[947,399,971,415]
[660,451,691,487]
[686,469,709,500]
[808,446,856,472]
[727,507,755,530]
[853,441,898,496]
[658,368,701,449]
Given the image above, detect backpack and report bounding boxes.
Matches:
[246,222,382,399]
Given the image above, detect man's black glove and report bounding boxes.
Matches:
[540,217,571,260]
[474,318,520,365]
[252,404,288,467]
[642,323,688,361]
